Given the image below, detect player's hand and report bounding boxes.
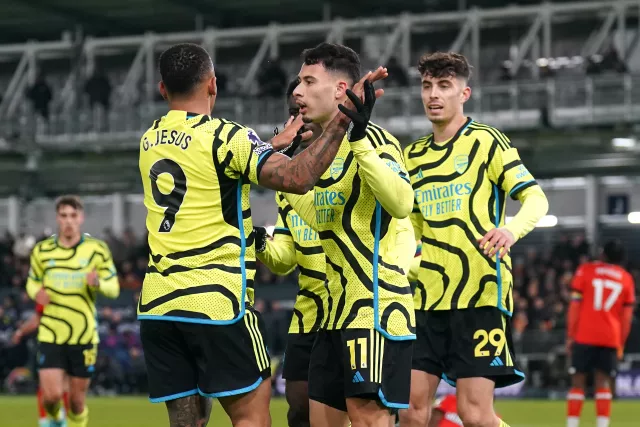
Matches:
[477,227,515,259]
[254,227,268,254]
[269,115,313,154]
[618,346,624,361]
[565,338,573,357]
[352,67,388,100]
[86,269,100,288]
[338,80,377,142]
[35,288,50,307]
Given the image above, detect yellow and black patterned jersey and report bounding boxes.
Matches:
[257,192,327,334]
[25,234,119,345]
[286,124,416,340]
[404,118,539,315]
[138,110,275,324]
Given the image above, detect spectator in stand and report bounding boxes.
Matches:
[385,57,409,87]
[84,70,112,111]
[257,58,287,97]
[26,72,53,121]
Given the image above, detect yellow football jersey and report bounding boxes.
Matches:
[26,234,119,345]
[259,192,327,334]
[138,110,275,324]
[288,124,416,340]
[404,118,539,315]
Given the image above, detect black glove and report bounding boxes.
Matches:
[273,124,303,158]
[338,79,376,142]
[254,226,268,253]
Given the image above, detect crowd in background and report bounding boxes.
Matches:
[0,228,638,394]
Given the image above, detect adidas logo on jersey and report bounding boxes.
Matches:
[352,371,365,383]
[416,169,424,179]
[490,357,504,367]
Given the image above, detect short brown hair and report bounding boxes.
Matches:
[55,195,83,212]
[418,52,472,81]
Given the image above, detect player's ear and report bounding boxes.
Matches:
[336,80,348,100]
[208,76,217,97]
[158,81,168,101]
[461,85,471,104]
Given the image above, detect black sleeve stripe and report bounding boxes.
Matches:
[273,228,292,236]
[497,160,523,189]
[366,128,383,148]
[509,180,538,200]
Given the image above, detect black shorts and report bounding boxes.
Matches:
[37,342,97,378]
[140,308,271,403]
[570,343,618,377]
[413,307,524,389]
[283,332,316,382]
[308,329,413,412]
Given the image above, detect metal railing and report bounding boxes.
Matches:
[1,73,636,147]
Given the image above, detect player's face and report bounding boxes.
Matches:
[294,63,348,126]
[286,95,323,150]
[56,205,84,239]
[421,75,470,125]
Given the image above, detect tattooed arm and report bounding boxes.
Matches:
[257,113,350,194]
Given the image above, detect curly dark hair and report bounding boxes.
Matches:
[159,43,213,96]
[301,42,361,85]
[418,52,472,81]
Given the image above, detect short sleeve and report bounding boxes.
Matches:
[624,274,636,306]
[486,131,538,200]
[227,127,275,185]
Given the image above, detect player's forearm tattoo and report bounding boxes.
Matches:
[166,396,199,427]
[259,113,350,194]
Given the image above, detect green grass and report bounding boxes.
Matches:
[0,396,638,426]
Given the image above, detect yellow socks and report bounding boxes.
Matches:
[46,401,64,421]
[67,406,89,427]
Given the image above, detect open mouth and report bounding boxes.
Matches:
[428,105,443,112]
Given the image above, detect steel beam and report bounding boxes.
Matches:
[510,14,543,77]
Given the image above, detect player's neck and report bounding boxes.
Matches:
[432,114,468,144]
[167,100,212,117]
[57,233,82,248]
[320,110,339,133]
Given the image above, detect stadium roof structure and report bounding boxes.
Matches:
[0,0,581,44]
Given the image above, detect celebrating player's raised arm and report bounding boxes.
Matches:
[340,82,413,219]
[259,75,386,195]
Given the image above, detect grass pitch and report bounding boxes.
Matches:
[0,396,638,426]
